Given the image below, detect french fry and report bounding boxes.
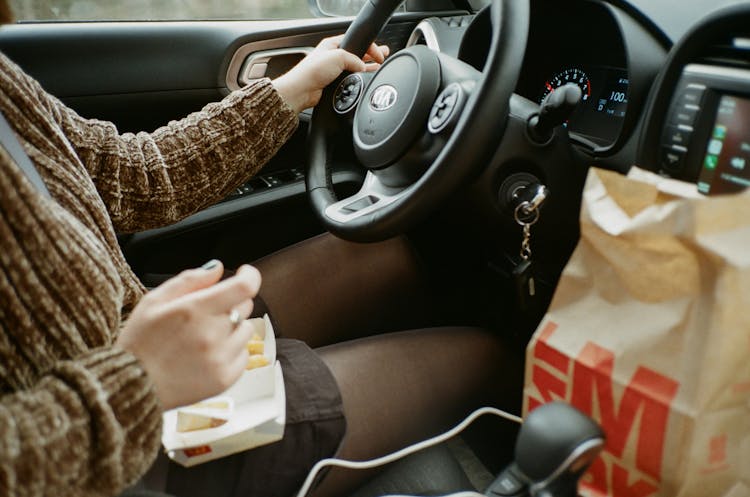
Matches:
[246,354,270,370]
[246,340,264,355]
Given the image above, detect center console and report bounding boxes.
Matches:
[660,63,750,195]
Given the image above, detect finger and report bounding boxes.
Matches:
[364,43,388,64]
[226,331,255,382]
[334,49,367,74]
[363,62,381,73]
[231,298,255,322]
[149,260,224,302]
[227,318,255,351]
[227,300,255,332]
[222,319,258,376]
[214,323,254,390]
[318,34,345,50]
[225,298,255,333]
[194,298,254,346]
[187,264,262,314]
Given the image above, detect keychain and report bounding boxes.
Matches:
[513,200,540,312]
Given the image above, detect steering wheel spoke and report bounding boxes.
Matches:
[324,171,408,224]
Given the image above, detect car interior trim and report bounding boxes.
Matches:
[225,32,341,92]
[128,169,361,244]
[323,171,408,223]
[237,46,313,88]
[637,2,750,170]
[684,63,750,85]
[406,19,442,52]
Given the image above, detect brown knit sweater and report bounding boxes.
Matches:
[0,52,298,496]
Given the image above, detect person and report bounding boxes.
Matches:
[0,4,520,497]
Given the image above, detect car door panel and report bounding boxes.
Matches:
[0,13,459,278]
[0,16,440,128]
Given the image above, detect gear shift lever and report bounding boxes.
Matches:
[486,402,604,497]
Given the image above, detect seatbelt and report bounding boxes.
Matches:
[0,108,51,198]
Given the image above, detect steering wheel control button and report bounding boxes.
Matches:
[428,83,462,133]
[333,74,364,114]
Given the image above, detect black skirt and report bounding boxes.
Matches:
[158,338,346,497]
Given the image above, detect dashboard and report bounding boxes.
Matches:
[457,0,632,150]
[407,0,750,198]
[533,65,628,147]
[513,1,630,149]
[364,0,750,342]
[638,6,750,196]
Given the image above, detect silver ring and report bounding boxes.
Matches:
[229,309,242,329]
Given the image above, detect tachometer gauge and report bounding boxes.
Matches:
[540,68,592,103]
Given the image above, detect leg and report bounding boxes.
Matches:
[310,327,523,497]
[254,234,437,347]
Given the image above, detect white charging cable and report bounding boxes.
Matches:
[295,406,523,497]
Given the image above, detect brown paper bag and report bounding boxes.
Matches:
[523,167,750,497]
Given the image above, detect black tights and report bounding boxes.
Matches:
[312,327,521,497]
[253,235,523,497]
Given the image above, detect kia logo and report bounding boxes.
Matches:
[370,85,398,111]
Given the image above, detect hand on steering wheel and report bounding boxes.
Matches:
[273,35,389,113]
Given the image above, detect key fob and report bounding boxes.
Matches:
[513,259,536,312]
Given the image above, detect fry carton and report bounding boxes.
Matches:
[162,314,285,466]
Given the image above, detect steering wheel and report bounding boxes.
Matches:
[306,0,529,243]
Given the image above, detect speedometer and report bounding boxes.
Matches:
[540,68,592,103]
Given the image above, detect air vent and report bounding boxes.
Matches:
[696,35,750,69]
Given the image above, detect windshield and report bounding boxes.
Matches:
[621,0,750,41]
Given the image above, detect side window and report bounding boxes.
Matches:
[8,0,327,21]
[8,1,412,22]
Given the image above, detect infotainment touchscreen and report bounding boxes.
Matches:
[697,94,750,195]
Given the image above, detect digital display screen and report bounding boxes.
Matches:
[593,71,629,119]
[697,95,750,195]
[571,68,628,145]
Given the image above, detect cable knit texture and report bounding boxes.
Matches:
[0,51,298,497]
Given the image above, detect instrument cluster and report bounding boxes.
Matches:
[459,0,630,149]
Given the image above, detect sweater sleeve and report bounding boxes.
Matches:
[40,78,299,233]
[0,348,162,497]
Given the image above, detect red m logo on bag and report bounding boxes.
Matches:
[527,322,680,496]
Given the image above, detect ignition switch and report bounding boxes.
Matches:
[512,183,549,223]
[497,173,549,220]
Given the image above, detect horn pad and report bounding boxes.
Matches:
[353,45,441,170]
